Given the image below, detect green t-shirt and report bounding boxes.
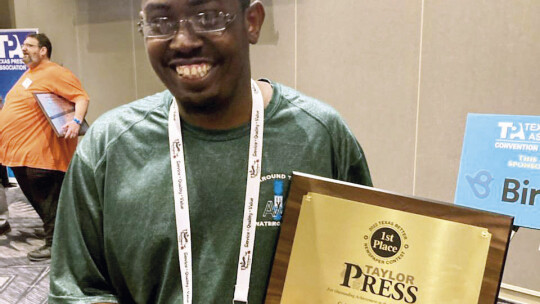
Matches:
[49,82,372,303]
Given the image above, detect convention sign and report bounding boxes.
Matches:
[265,172,513,304]
[0,29,37,181]
[455,113,540,229]
[0,28,38,106]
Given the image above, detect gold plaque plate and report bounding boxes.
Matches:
[281,193,491,304]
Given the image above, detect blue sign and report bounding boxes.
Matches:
[0,29,38,104]
[455,114,540,229]
[0,29,37,183]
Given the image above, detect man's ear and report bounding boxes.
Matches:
[245,1,265,44]
[39,47,48,58]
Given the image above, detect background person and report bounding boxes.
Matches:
[0,165,9,235]
[0,33,90,261]
[0,96,9,236]
[49,0,371,303]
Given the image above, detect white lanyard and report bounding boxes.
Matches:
[168,80,264,304]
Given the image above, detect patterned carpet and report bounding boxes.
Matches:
[0,187,48,304]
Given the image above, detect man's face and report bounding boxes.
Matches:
[141,0,253,113]
[22,37,46,68]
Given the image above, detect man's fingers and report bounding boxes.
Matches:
[64,125,78,138]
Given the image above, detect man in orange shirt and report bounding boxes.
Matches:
[0,33,89,261]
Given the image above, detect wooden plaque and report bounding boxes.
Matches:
[265,172,514,304]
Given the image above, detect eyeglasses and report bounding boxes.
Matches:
[138,11,236,39]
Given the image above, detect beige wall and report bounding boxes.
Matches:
[0,0,15,28]
[12,0,540,203]
[13,0,164,122]
[415,0,540,201]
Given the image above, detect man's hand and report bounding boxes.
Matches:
[62,120,81,139]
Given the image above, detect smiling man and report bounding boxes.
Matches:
[49,0,371,303]
[0,33,89,261]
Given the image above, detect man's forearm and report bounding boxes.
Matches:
[73,96,89,122]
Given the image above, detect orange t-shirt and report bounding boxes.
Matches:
[0,61,89,172]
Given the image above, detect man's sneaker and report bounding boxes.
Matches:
[0,222,10,235]
[28,245,51,261]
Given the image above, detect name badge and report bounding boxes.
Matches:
[22,78,32,89]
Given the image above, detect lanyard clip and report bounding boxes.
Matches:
[233,285,249,304]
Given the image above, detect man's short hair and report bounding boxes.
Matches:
[26,33,52,59]
[239,0,250,10]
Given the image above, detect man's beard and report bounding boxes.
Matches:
[22,55,33,64]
